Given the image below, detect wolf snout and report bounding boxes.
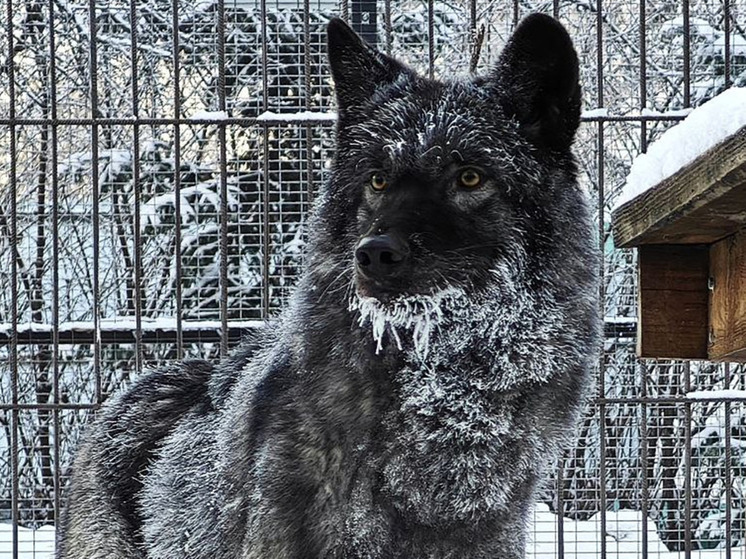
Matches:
[355,234,409,279]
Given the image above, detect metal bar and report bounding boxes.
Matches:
[261,0,270,319]
[724,362,733,559]
[217,0,229,357]
[685,361,692,558]
[597,0,604,110]
[262,124,271,318]
[640,361,649,558]
[6,0,20,551]
[682,0,691,107]
[513,0,519,28]
[0,317,635,343]
[89,0,102,406]
[129,0,143,373]
[557,453,565,558]
[302,1,312,109]
[638,18,650,559]
[468,0,476,74]
[639,0,647,153]
[4,393,745,410]
[638,15,648,555]
[597,120,607,559]
[0,114,691,126]
[305,140,314,214]
[0,117,335,125]
[48,0,62,529]
[427,0,434,79]
[724,0,731,88]
[596,395,746,404]
[304,0,314,208]
[1,326,261,346]
[553,0,559,19]
[0,319,633,347]
[172,0,184,359]
[0,403,101,412]
[596,0,606,556]
[384,0,392,55]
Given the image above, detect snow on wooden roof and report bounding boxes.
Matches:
[614,87,746,213]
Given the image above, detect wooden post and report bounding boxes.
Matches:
[709,229,746,360]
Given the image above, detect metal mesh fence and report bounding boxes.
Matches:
[1,0,746,556]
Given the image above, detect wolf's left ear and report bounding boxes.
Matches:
[494,14,581,150]
[327,18,408,117]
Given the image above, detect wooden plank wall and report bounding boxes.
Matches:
[637,245,709,360]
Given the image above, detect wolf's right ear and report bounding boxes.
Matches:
[327,18,407,117]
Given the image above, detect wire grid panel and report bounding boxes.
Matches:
[2,0,746,557]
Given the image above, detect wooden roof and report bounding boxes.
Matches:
[612,125,746,248]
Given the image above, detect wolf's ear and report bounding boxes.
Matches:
[494,14,581,150]
[327,18,407,116]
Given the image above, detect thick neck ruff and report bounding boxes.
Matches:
[348,265,579,525]
[349,264,575,391]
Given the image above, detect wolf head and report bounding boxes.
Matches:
[307,15,593,359]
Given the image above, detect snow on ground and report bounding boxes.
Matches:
[614,87,746,210]
[527,503,746,558]
[528,503,668,558]
[3,508,745,558]
[0,524,54,559]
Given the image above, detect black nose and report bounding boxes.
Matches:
[355,234,409,278]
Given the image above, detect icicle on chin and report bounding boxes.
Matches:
[349,286,468,359]
[348,259,523,360]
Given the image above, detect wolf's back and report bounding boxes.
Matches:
[57,360,214,559]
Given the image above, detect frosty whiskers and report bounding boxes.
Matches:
[349,286,467,358]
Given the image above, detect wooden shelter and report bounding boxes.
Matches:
[612,124,746,361]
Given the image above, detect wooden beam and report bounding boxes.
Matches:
[613,125,746,248]
[709,229,746,361]
[637,245,709,360]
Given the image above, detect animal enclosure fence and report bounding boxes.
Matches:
[1,0,746,557]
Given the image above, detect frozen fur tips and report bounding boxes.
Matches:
[59,14,600,559]
[349,286,466,356]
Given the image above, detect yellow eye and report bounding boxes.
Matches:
[459,168,482,188]
[370,173,388,191]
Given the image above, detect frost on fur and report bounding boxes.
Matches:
[349,286,465,358]
[349,260,585,392]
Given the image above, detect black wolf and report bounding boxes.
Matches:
[59,14,600,559]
